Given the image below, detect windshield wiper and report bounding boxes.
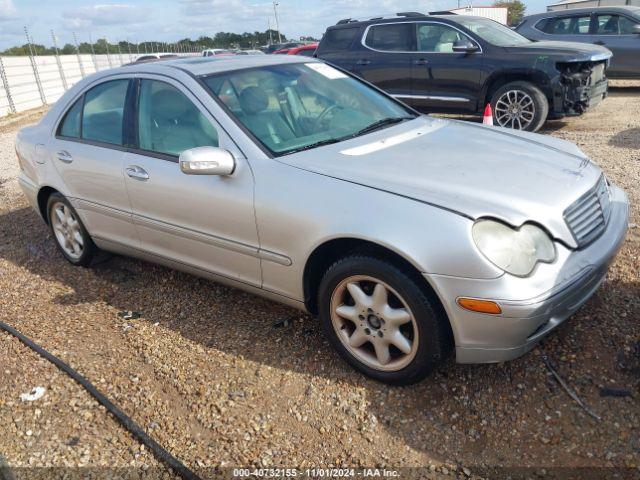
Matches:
[352,116,413,137]
[283,138,341,155]
[281,116,414,155]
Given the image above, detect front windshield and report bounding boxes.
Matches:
[455,17,531,47]
[202,62,415,155]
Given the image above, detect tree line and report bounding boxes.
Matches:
[1,29,319,56]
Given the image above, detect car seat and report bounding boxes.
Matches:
[434,30,459,53]
[238,86,296,149]
[147,88,218,156]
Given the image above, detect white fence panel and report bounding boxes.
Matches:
[3,56,42,113]
[0,51,202,117]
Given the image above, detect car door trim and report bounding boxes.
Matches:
[392,94,471,102]
[361,20,483,54]
[70,198,133,223]
[132,213,292,266]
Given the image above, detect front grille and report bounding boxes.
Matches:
[564,176,611,248]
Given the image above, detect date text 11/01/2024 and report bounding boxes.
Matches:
[232,468,401,477]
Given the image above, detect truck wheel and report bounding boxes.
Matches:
[318,255,452,385]
[491,81,549,132]
[47,193,97,266]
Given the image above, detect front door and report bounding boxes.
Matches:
[592,13,640,78]
[408,22,482,113]
[49,78,139,247]
[353,22,414,98]
[123,77,261,286]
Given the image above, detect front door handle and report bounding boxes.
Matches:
[413,58,429,65]
[56,151,73,163]
[594,41,606,46]
[356,59,371,66]
[125,165,149,181]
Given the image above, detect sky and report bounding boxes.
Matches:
[0,0,553,50]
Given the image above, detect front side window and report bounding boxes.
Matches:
[454,17,531,46]
[417,23,470,52]
[137,79,219,157]
[366,23,414,51]
[545,16,591,35]
[203,63,415,156]
[596,14,637,34]
[58,97,83,138]
[82,79,129,145]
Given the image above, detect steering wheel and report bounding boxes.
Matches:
[312,104,341,133]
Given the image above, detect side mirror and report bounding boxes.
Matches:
[179,146,235,176]
[452,40,480,53]
[633,24,640,35]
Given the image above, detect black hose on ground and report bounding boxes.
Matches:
[0,320,202,480]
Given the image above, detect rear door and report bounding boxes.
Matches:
[408,21,482,112]
[591,13,640,77]
[353,22,414,98]
[49,77,138,248]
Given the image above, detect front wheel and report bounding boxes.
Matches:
[490,81,549,132]
[318,255,451,385]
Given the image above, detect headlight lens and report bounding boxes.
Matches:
[472,219,556,277]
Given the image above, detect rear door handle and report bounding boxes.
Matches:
[56,151,73,163]
[413,58,429,65]
[594,41,606,46]
[356,59,371,66]
[125,165,149,181]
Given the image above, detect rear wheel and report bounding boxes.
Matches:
[490,81,549,132]
[47,193,97,266]
[318,255,451,385]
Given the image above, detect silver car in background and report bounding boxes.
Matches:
[15,56,629,384]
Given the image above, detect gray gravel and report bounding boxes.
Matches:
[0,82,638,479]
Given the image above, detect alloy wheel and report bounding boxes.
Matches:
[50,202,84,260]
[330,275,419,372]
[495,89,535,130]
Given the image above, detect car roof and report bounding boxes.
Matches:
[523,5,640,20]
[328,13,467,29]
[118,54,312,77]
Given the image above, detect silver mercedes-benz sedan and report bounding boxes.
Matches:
[15,55,628,384]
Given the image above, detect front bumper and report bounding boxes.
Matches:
[427,185,629,364]
[552,78,608,117]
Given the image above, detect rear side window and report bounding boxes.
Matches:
[318,27,359,53]
[82,80,129,145]
[58,97,83,138]
[365,23,414,51]
[137,79,219,157]
[541,16,591,34]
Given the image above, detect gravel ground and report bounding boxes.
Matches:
[0,82,638,480]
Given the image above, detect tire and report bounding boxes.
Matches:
[317,255,451,385]
[490,81,549,132]
[47,193,97,266]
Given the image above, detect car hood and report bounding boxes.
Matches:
[281,116,602,248]
[504,41,612,62]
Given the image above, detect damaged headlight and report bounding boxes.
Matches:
[472,219,556,277]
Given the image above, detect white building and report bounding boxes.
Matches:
[547,0,640,10]
[448,6,509,24]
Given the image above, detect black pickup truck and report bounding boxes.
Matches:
[315,12,612,131]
